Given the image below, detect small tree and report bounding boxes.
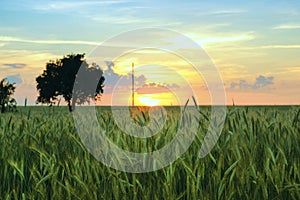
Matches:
[36,54,105,112]
[0,78,16,113]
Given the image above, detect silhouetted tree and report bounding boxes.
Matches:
[36,54,105,112]
[0,78,16,113]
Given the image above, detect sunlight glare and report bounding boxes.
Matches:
[138,96,160,106]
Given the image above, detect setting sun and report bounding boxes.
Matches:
[137,96,160,106]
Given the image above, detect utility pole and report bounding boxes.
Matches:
[132,62,134,107]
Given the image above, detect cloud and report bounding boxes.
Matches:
[209,9,245,15]
[86,14,156,24]
[273,24,300,29]
[103,61,146,94]
[32,0,131,11]
[185,32,255,46]
[5,74,22,84]
[253,75,274,89]
[230,80,251,90]
[260,45,300,49]
[0,36,99,46]
[211,44,300,51]
[199,34,254,45]
[3,63,27,69]
[136,83,180,94]
[230,75,274,90]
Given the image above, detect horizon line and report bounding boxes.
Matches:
[16,104,300,107]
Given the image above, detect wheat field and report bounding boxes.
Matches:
[0,106,299,199]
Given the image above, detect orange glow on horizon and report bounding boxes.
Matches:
[137,96,160,106]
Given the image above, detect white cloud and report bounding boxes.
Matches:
[199,34,254,45]
[273,24,300,29]
[185,32,254,46]
[33,0,132,11]
[213,44,300,51]
[209,9,246,15]
[260,45,300,49]
[0,36,99,46]
[87,14,156,24]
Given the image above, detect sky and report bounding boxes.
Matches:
[0,0,300,106]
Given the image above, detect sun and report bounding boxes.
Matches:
[137,96,160,106]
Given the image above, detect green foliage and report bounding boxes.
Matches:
[0,78,17,113]
[36,54,105,112]
[0,106,299,199]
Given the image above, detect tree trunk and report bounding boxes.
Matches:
[67,100,73,112]
[1,103,5,113]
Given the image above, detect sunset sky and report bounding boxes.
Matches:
[1,0,300,106]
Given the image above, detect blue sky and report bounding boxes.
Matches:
[1,0,300,105]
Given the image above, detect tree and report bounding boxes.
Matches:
[0,78,17,113]
[36,54,105,112]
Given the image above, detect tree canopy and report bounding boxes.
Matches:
[0,78,17,113]
[36,54,105,112]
